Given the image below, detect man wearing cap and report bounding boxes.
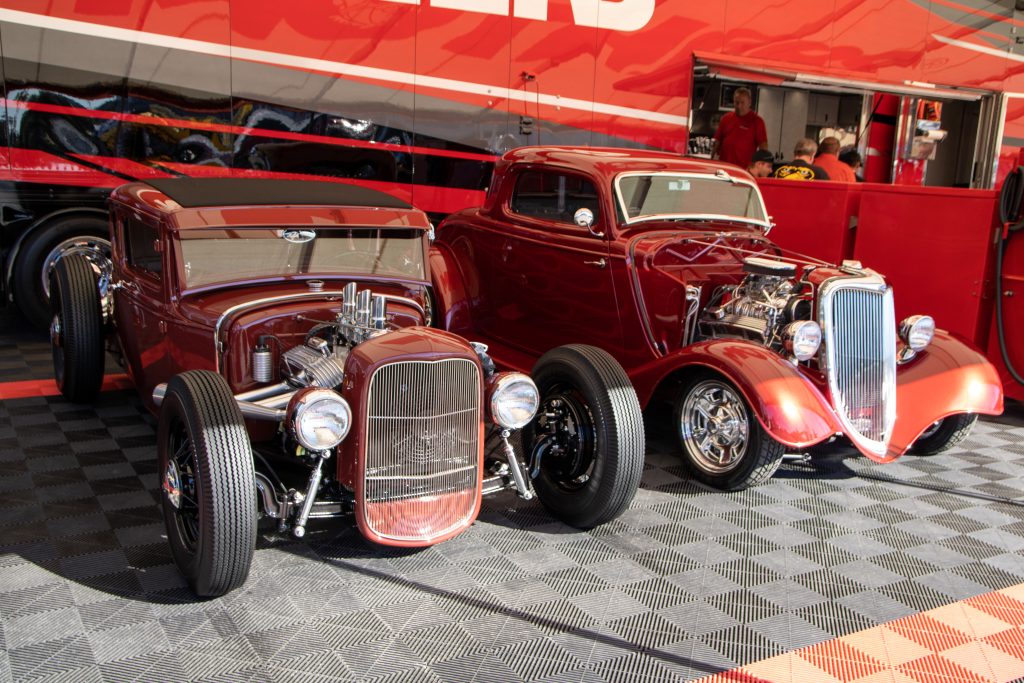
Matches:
[747,149,774,178]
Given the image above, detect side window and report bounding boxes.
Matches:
[510,170,600,226]
[124,218,163,276]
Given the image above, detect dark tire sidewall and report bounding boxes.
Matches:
[49,255,104,403]
[157,371,257,598]
[526,346,643,529]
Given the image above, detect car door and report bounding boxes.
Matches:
[113,214,171,397]
[489,167,623,357]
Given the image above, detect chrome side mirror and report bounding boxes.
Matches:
[574,208,604,237]
[764,215,775,237]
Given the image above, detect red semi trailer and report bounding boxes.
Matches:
[1,0,1023,397]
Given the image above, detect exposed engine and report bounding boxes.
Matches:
[700,257,813,352]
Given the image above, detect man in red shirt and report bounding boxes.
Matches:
[813,137,857,183]
[713,87,768,169]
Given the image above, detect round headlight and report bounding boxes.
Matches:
[490,372,540,430]
[783,320,822,361]
[900,315,935,351]
[288,388,352,452]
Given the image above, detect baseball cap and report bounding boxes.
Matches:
[751,149,774,164]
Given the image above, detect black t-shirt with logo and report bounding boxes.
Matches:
[772,159,830,181]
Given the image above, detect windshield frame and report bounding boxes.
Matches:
[172,225,430,295]
[613,171,771,229]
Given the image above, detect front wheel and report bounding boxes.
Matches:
[674,374,785,490]
[50,254,105,403]
[524,345,644,529]
[158,370,257,598]
[911,414,978,455]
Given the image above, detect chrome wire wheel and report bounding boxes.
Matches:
[679,379,750,475]
[164,417,200,553]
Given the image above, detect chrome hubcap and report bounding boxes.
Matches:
[41,236,112,298]
[163,458,183,510]
[680,379,749,474]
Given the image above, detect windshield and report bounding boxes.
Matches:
[615,173,768,225]
[178,227,425,289]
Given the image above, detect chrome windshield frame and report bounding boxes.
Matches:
[613,171,771,229]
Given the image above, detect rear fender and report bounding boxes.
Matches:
[428,243,474,335]
[632,339,841,449]
[886,330,1003,460]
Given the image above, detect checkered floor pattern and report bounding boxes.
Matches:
[2,311,1024,682]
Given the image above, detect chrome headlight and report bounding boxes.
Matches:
[783,320,822,361]
[288,388,352,451]
[489,372,540,430]
[900,315,935,351]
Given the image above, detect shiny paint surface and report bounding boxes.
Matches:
[886,331,1004,461]
[106,182,435,407]
[335,327,484,547]
[629,340,842,449]
[434,147,1004,463]
[4,1,1024,400]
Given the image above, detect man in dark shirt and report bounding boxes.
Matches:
[713,87,768,169]
[772,138,830,181]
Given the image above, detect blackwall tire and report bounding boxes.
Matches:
[158,370,256,598]
[13,216,110,330]
[674,373,785,490]
[910,414,978,455]
[525,345,644,529]
[49,255,105,403]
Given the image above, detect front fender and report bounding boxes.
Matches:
[886,330,1003,460]
[631,340,842,449]
[428,243,474,335]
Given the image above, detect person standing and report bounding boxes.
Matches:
[712,87,768,169]
[773,138,830,181]
[813,137,856,182]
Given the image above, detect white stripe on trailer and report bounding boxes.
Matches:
[0,8,688,128]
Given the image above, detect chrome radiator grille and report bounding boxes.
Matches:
[821,280,896,455]
[364,358,481,541]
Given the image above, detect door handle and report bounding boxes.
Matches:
[584,258,607,269]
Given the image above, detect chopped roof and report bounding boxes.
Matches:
[144,178,411,210]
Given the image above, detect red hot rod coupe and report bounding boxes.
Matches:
[48,178,643,597]
[430,147,1004,491]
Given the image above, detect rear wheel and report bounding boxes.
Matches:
[525,345,644,529]
[158,370,257,598]
[911,414,978,455]
[49,255,105,403]
[13,216,110,330]
[674,374,785,490]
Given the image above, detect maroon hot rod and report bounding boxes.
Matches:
[430,147,1004,491]
[48,178,643,597]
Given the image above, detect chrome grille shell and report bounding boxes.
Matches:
[363,358,482,543]
[818,273,897,457]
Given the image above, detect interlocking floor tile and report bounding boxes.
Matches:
[2,313,1024,681]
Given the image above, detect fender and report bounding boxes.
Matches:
[428,242,475,336]
[630,339,842,449]
[885,330,1003,461]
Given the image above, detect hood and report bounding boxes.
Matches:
[627,230,796,355]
